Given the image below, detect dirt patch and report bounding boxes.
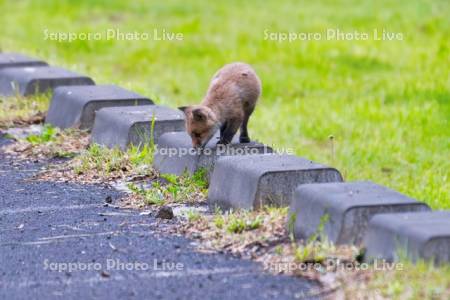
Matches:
[0,111,46,129]
[2,129,89,161]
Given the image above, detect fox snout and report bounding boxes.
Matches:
[190,127,217,148]
[178,105,219,148]
[187,129,212,148]
[191,136,204,148]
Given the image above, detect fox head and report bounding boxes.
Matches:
[178,105,220,148]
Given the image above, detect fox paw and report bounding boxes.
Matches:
[217,139,230,146]
[239,136,251,143]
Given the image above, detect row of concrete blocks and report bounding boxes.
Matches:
[0,53,94,96]
[1,53,448,265]
[208,156,448,264]
[0,53,186,148]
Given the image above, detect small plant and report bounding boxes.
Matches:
[214,214,224,229]
[227,215,247,233]
[54,150,77,158]
[191,168,208,189]
[274,245,283,255]
[293,213,336,263]
[74,144,125,175]
[225,212,262,234]
[247,215,263,230]
[213,206,225,228]
[149,113,156,149]
[0,94,49,129]
[128,144,155,168]
[161,173,178,185]
[159,170,207,203]
[132,113,157,155]
[26,124,57,144]
[308,213,330,243]
[125,170,208,206]
[214,206,222,215]
[127,182,165,206]
[294,239,335,263]
[5,127,89,160]
[287,213,297,242]
[295,243,313,262]
[160,173,188,202]
[186,209,202,222]
[73,143,154,177]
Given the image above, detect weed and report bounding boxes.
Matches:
[248,215,263,230]
[127,182,165,206]
[274,245,283,255]
[186,209,202,222]
[0,94,49,128]
[226,211,263,234]
[128,144,155,168]
[125,169,208,206]
[308,213,330,242]
[161,173,178,185]
[149,113,156,150]
[213,214,224,229]
[227,214,247,233]
[294,239,335,263]
[3,127,89,160]
[287,213,296,242]
[190,168,208,189]
[26,124,57,144]
[73,143,155,177]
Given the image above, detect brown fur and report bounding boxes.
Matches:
[179,62,261,147]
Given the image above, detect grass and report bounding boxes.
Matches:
[186,209,202,222]
[74,141,207,205]
[5,127,449,298]
[127,182,166,205]
[126,169,208,205]
[0,0,447,208]
[180,205,289,253]
[0,94,49,128]
[73,143,155,176]
[366,260,450,299]
[19,129,447,297]
[3,127,89,159]
[26,124,57,144]
[210,207,277,234]
[226,213,263,233]
[183,205,449,298]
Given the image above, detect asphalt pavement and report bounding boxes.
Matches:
[0,135,318,300]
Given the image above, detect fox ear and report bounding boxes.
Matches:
[178,106,190,115]
[192,108,207,122]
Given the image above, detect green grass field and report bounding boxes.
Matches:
[1,0,448,208]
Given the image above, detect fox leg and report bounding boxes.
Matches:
[218,119,241,145]
[239,114,251,143]
[220,122,227,137]
[240,105,255,143]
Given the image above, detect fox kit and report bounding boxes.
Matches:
[179,62,261,148]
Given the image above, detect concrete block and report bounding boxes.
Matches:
[0,53,48,69]
[0,66,94,96]
[91,105,185,150]
[46,85,153,130]
[153,131,273,177]
[208,154,343,210]
[364,211,450,264]
[289,181,431,246]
